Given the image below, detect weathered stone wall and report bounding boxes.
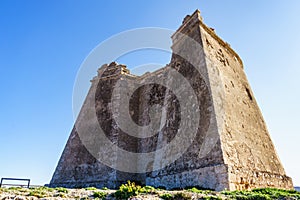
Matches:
[49,10,293,191]
[142,57,226,190]
[196,12,293,190]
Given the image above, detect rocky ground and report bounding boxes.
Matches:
[1,184,300,200]
[0,187,216,200]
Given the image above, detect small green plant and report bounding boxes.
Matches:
[85,186,98,190]
[102,187,108,190]
[114,181,142,199]
[93,191,107,198]
[187,187,202,193]
[140,185,157,194]
[56,187,68,193]
[28,190,47,198]
[114,181,158,199]
[160,193,173,200]
[187,187,213,195]
[33,186,54,192]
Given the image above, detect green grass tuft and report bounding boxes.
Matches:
[55,187,68,193]
[187,187,214,195]
[114,181,157,199]
[85,187,98,190]
[222,188,300,200]
[28,190,47,198]
[159,193,173,200]
[114,181,142,199]
[93,191,107,199]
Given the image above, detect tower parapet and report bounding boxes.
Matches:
[172,9,243,68]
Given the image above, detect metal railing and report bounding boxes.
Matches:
[0,178,30,188]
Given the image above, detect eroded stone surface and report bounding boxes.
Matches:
[49,10,293,191]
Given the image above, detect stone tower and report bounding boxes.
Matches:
[49,10,293,191]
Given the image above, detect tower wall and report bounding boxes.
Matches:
[196,12,293,190]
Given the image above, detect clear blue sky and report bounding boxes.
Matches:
[0,1,299,186]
